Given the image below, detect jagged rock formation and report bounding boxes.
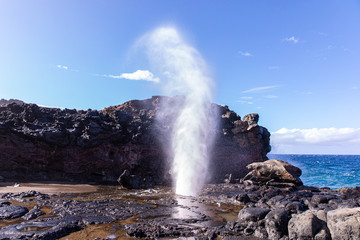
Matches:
[0,98,24,106]
[0,96,270,185]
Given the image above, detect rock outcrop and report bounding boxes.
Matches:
[0,96,271,185]
[242,159,303,187]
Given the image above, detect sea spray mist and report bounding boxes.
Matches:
[140,27,217,196]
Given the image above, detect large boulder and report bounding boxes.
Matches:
[288,210,330,240]
[327,207,360,240]
[243,159,303,186]
[265,209,289,239]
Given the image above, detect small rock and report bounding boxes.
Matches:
[237,207,270,222]
[0,200,11,207]
[235,193,250,204]
[311,194,336,205]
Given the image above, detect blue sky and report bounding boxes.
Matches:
[1,1,360,154]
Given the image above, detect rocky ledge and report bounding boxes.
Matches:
[1,160,360,240]
[0,96,270,186]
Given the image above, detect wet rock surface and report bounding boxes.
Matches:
[1,183,360,239]
[0,205,28,220]
[0,96,270,186]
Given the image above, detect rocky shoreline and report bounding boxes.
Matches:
[1,161,360,239]
[1,98,359,239]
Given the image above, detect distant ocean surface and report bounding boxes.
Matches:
[268,154,360,189]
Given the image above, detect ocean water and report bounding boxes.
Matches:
[267,154,360,189]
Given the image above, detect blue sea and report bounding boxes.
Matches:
[268,154,360,189]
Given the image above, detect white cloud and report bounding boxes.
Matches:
[352,86,359,90]
[57,65,68,70]
[271,128,360,154]
[106,70,160,83]
[283,36,299,44]
[239,51,252,57]
[268,66,280,70]
[264,95,278,99]
[242,85,279,94]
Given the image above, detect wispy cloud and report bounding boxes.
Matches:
[352,86,359,90]
[238,51,252,57]
[302,91,313,95]
[240,96,253,100]
[236,100,253,104]
[283,36,299,44]
[242,85,279,94]
[56,64,79,72]
[264,95,278,99]
[57,65,68,70]
[268,66,280,70]
[105,70,160,83]
[271,128,360,154]
[317,32,327,36]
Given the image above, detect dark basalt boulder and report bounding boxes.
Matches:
[0,96,271,187]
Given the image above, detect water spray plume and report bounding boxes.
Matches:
[142,27,216,196]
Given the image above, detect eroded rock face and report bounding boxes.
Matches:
[0,96,271,185]
[243,159,303,187]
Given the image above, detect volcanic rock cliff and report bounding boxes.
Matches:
[0,96,270,186]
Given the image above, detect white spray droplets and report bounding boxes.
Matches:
[142,27,216,196]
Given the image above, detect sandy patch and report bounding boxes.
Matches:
[0,182,97,194]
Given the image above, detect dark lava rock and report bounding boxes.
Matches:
[21,205,45,220]
[0,205,28,219]
[311,194,337,205]
[117,169,153,189]
[0,216,83,240]
[237,207,270,222]
[264,209,289,239]
[0,200,11,207]
[0,96,271,186]
[0,190,50,202]
[235,193,251,204]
